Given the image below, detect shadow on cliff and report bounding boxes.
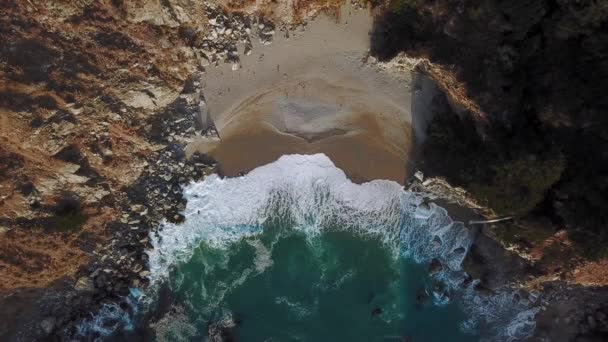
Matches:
[370,0,608,258]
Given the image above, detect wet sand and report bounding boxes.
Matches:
[188,3,416,184]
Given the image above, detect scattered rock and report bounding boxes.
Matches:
[40,317,56,335]
[415,288,430,308]
[428,259,443,275]
[75,277,95,292]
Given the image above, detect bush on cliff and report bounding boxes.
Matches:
[422,105,565,217]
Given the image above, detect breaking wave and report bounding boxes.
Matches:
[146,154,537,341]
[148,154,470,281]
[75,154,538,341]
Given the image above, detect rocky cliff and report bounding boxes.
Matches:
[371,0,608,340]
[372,0,608,255]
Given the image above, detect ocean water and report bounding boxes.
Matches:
[164,221,476,341]
[78,154,538,341]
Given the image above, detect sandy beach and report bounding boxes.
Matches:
[187,4,417,184]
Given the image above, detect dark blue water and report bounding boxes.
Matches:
[167,222,477,341]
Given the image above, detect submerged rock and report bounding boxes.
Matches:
[428,258,443,275]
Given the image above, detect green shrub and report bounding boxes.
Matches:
[391,0,424,13]
[469,154,565,216]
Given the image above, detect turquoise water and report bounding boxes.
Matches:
[132,154,539,342]
[167,219,477,341]
[76,155,538,341]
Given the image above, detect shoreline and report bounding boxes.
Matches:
[2,1,607,340]
[187,3,417,184]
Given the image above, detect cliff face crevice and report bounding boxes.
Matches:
[371,0,608,260]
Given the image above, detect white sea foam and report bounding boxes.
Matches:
[75,288,142,339]
[149,154,468,281]
[147,153,538,341]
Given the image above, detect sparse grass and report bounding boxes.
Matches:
[469,155,565,216]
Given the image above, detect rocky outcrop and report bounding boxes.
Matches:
[374,0,608,339]
[371,0,608,259]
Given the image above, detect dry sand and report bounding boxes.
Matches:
[188,3,420,184]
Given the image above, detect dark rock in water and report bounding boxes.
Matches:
[367,291,375,304]
[473,282,494,296]
[432,282,450,302]
[232,312,245,325]
[428,258,443,275]
[431,235,442,248]
[460,274,473,289]
[415,288,430,309]
[452,247,466,255]
[371,307,382,317]
[208,319,237,342]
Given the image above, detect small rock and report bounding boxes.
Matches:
[90,268,101,278]
[40,317,56,334]
[415,288,430,308]
[75,276,95,291]
[431,235,442,248]
[428,259,443,275]
[453,247,466,255]
[131,204,144,213]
